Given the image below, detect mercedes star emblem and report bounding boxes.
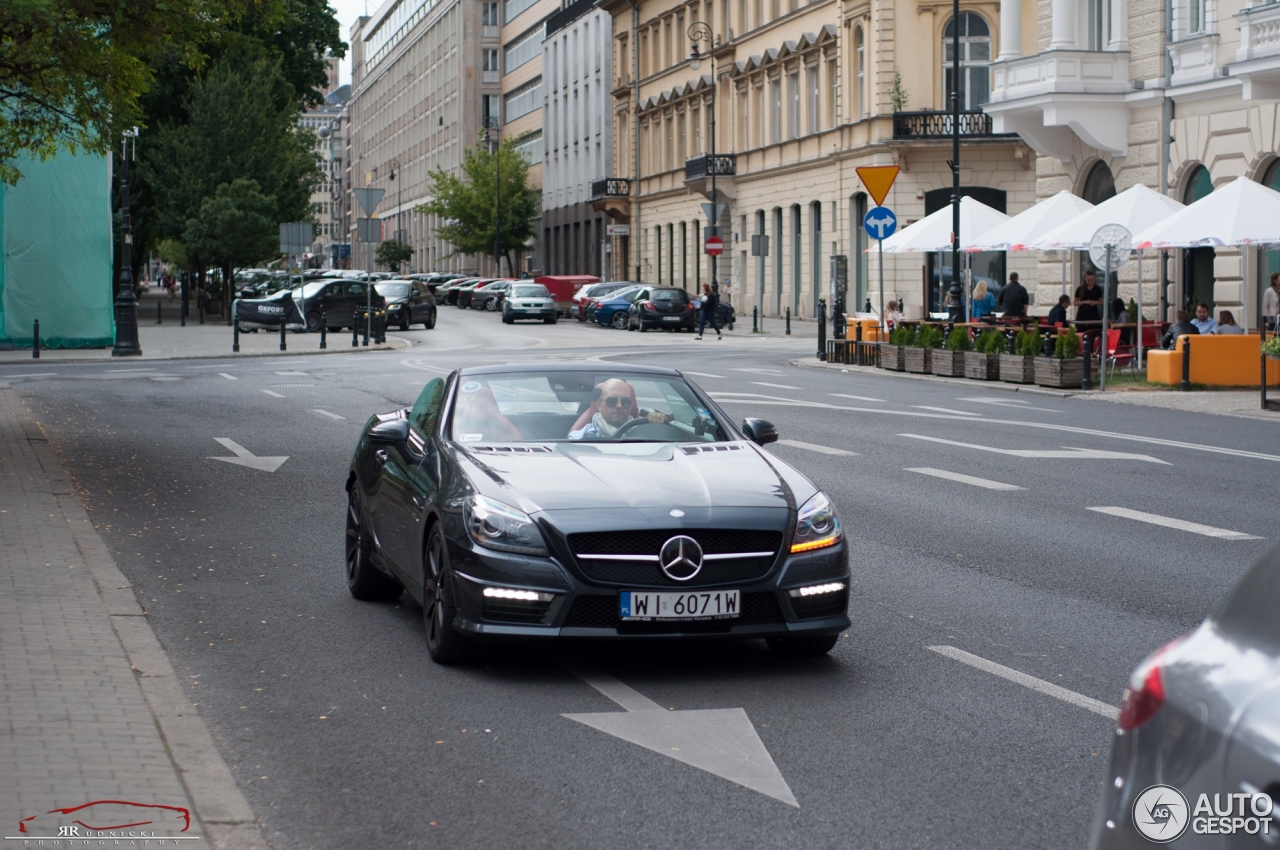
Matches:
[659,535,703,581]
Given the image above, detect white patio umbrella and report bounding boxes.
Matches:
[1032,184,1187,368]
[969,190,1096,300]
[1134,177,1280,333]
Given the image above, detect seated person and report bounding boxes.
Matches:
[1189,302,1217,334]
[1112,298,1133,345]
[1214,310,1244,334]
[1046,294,1070,326]
[453,385,523,441]
[1161,310,1200,349]
[885,300,905,328]
[568,378,672,440]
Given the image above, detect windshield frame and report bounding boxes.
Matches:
[375,282,412,298]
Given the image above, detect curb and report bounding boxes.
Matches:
[787,358,1077,398]
[0,338,409,366]
[3,384,271,850]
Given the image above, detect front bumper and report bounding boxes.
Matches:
[443,534,850,641]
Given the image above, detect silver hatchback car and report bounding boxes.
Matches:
[1090,544,1280,848]
[501,283,557,324]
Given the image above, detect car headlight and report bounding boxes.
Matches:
[790,491,842,553]
[464,494,548,556]
[387,303,401,310]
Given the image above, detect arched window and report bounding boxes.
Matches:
[1081,161,1116,204]
[943,13,991,110]
[855,28,865,118]
[1183,164,1213,204]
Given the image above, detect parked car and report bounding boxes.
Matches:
[627,286,696,332]
[572,282,634,320]
[691,295,738,330]
[437,277,476,306]
[290,278,385,331]
[588,285,643,327]
[470,280,513,312]
[1089,543,1280,849]
[376,280,437,330]
[454,279,496,309]
[501,283,557,324]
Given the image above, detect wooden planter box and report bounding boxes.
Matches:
[1000,354,1036,384]
[880,345,906,371]
[964,351,1000,381]
[932,350,966,377]
[1035,356,1084,388]
[904,347,933,373]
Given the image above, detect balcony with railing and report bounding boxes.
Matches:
[684,154,737,180]
[891,111,1011,140]
[590,178,631,199]
[1234,2,1280,99]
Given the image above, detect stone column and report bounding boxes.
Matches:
[1108,0,1128,51]
[1050,0,1075,49]
[999,0,1023,59]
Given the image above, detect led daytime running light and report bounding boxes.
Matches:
[790,535,841,554]
[482,587,552,602]
[787,581,846,598]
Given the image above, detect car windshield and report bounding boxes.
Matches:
[375,283,412,298]
[449,371,729,444]
[512,285,548,298]
[606,286,641,301]
[296,281,326,299]
[651,289,686,302]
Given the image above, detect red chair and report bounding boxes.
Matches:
[1104,329,1135,375]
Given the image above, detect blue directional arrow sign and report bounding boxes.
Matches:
[863,206,897,241]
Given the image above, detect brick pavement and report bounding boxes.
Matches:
[0,383,268,848]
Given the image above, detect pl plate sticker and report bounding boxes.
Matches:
[461,381,482,393]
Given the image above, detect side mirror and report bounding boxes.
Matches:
[369,418,410,444]
[741,418,778,446]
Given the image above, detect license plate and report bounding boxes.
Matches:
[619,590,740,621]
[663,316,681,322]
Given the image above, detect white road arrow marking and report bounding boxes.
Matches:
[1088,507,1263,540]
[562,662,799,807]
[906,467,1023,490]
[899,433,1170,464]
[209,438,289,472]
[774,439,857,456]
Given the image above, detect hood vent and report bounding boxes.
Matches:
[468,444,552,453]
[681,444,743,454]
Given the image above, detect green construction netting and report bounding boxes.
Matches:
[0,151,115,348]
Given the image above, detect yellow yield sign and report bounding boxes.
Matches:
[855,165,900,207]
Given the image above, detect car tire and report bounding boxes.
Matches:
[306,311,322,333]
[400,314,411,331]
[766,634,839,656]
[544,315,555,324]
[638,319,648,332]
[345,489,403,601]
[485,297,499,312]
[424,526,469,665]
[503,312,514,324]
[610,312,628,330]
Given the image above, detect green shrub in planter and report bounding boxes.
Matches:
[974,328,1006,354]
[889,326,913,346]
[1053,327,1081,359]
[1014,327,1041,356]
[1262,335,1280,359]
[945,327,972,351]
[915,324,944,349]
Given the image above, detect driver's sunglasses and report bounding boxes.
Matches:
[601,396,628,408]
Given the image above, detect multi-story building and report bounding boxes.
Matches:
[986,0,1280,324]
[347,0,500,275]
[541,0,614,278]
[598,0,1038,319]
[300,85,350,266]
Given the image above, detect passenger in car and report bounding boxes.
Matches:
[567,379,672,440]
[452,386,524,441]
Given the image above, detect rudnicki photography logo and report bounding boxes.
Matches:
[9,799,197,846]
[1132,784,1276,842]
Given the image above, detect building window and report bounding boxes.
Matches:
[484,49,499,71]
[1188,0,1205,34]
[855,28,865,118]
[1086,0,1111,49]
[807,65,819,134]
[483,1,499,25]
[787,71,799,139]
[827,58,837,127]
[504,24,544,73]
[483,94,501,127]
[515,130,543,164]
[770,78,781,144]
[502,76,542,122]
[504,0,537,23]
[943,12,991,110]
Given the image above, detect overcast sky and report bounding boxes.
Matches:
[329,0,370,87]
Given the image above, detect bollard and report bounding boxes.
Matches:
[855,320,863,366]
[752,306,758,334]
[157,300,162,325]
[320,312,327,349]
[352,311,359,347]
[1181,337,1191,391]
[32,319,39,359]
[1081,332,1092,390]
[232,299,240,352]
[785,307,791,335]
[198,300,204,325]
[362,313,369,346]
[279,312,287,352]
[817,299,827,361]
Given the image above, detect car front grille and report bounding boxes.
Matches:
[482,598,554,624]
[567,528,783,588]
[561,592,785,630]
[788,589,848,620]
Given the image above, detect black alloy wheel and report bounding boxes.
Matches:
[424,527,468,664]
[345,489,403,601]
[423,307,436,329]
[765,634,839,656]
[502,309,514,324]
[306,311,322,333]
[610,311,628,330]
[400,312,411,331]
[484,297,499,312]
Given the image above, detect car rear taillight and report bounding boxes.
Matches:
[643,302,657,311]
[1117,637,1183,731]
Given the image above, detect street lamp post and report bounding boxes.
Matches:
[689,23,718,297]
[947,0,963,323]
[388,156,401,272]
[483,121,502,276]
[113,128,142,356]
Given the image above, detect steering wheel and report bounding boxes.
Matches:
[612,417,654,439]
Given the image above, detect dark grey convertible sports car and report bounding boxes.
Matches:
[345,364,850,664]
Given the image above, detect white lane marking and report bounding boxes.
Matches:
[149,376,181,382]
[913,405,981,416]
[275,371,309,376]
[828,393,885,402]
[218,372,237,380]
[261,390,285,398]
[751,381,801,390]
[732,368,782,375]
[929,646,1118,720]
[1087,507,1263,540]
[106,368,156,373]
[208,438,288,472]
[0,372,57,378]
[561,661,799,807]
[906,467,1024,490]
[313,409,346,420]
[899,433,1170,464]
[774,439,857,456]
[683,371,725,378]
[187,364,228,369]
[400,358,452,374]
[957,397,1059,413]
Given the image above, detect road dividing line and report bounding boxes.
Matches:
[313,409,346,420]
[775,439,857,456]
[751,381,801,390]
[275,370,309,376]
[913,405,981,416]
[733,368,782,375]
[1088,507,1263,540]
[261,390,285,398]
[828,393,885,402]
[957,397,1059,413]
[900,433,1169,464]
[906,467,1023,490]
[683,371,725,378]
[0,372,57,378]
[928,645,1118,720]
[219,373,237,380]
[107,368,156,373]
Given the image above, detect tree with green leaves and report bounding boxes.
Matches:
[376,240,415,274]
[418,138,540,275]
[183,178,278,299]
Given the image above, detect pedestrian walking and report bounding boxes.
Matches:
[696,283,722,340]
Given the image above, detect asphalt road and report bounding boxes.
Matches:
[7,309,1277,849]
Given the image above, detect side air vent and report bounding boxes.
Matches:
[469,445,552,453]
[681,444,744,454]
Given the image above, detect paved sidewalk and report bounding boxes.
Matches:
[0,383,268,848]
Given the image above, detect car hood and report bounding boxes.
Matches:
[455,441,811,513]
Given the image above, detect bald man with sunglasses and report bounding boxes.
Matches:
[568,378,672,440]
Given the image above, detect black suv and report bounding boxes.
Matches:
[376,280,437,330]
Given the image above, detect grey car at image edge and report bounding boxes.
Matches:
[1090,542,1280,848]
[344,364,850,664]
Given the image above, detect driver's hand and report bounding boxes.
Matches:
[647,411,670,424]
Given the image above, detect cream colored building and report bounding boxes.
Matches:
[986,0,1280,324]
[598,0,1040,319]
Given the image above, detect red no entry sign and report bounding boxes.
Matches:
[704,235,724,256]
